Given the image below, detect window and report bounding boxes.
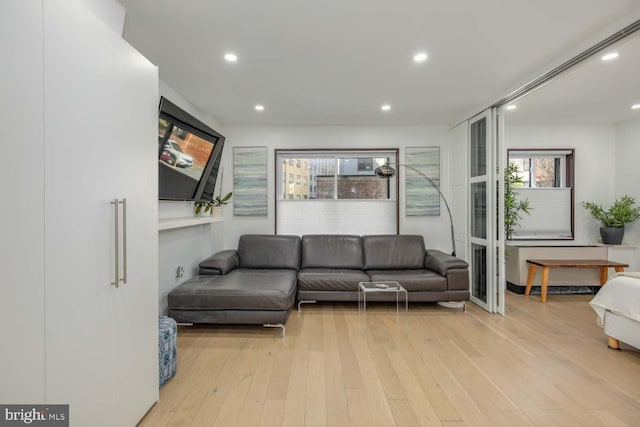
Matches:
[507,149,575,239]
[278,154,395,201]
[336,156,391,199]
[358,158,374,172]
[275,149,398,235]
[509,152,568,188]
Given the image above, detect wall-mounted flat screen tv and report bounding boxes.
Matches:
[158,97,225,201]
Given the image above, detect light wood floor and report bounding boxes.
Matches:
[140,293,640,426]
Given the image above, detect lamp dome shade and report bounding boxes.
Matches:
[374,164,396,178]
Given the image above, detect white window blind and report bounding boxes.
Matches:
[277,200,397,235]
[512,188,572,238]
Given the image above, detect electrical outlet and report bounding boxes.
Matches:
[176,265,184,278]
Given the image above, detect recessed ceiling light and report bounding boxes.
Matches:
[381,104,391,112]
[632,104,640,110]
[413,52,428,63]
[224,52,238,62]
[601,52,619,61]
[254,104,264,111]
[505,105,517,111]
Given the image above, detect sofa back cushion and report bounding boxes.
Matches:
[301,235,364,269]
[363,235,425,269]
[237,234,301,270]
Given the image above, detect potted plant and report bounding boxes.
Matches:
[194,199,213,216]
[211,191,232,216]
[194,191,232,216]
[194,168,232,216]
[582,195,640,244]
[504,163,532,240]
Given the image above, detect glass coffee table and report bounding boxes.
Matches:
[358,281,408,335]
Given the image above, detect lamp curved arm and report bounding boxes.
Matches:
[388,162,457,257]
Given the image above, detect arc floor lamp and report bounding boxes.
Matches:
[374,162,456,257]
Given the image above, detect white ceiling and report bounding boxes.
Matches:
[503,32,640,125]
[119,0,640,126]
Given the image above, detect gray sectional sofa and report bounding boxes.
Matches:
[168,234,469,337]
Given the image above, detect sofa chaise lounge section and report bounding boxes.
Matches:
[168,235,300,337]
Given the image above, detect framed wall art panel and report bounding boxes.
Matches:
[405,146,440,216]
[233,147,268,216]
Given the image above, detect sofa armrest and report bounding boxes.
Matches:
[425,250,468,276]
[198,250,239,275]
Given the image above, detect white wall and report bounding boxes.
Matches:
[220,125,454,253]
[505,124,616,245]
[157,80,225,314]
[614,116,640,245]
[78,0,125,35]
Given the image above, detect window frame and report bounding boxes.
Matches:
[507,148,575,240]
[274,148,399,234]
[276,149,399,201]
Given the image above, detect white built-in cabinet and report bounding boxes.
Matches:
[1,1,159,425]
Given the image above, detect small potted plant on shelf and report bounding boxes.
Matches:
[194,168,232,217]
[194,199,213,216]
[194,191,232,217]
[582,195,640,245]
[211,191,232,216]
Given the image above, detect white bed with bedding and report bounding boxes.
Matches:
[589,272,640,350]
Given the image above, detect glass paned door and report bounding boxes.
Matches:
[469,110,495,311]
[471,243,487,302]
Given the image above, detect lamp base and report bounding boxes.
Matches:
[437,301,466,311]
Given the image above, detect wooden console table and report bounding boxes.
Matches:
[525,259,628,303]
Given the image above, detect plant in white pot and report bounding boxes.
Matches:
[194,199,213,216]
[582,196,640,244]
[211,191,232,216]
[194,168,232,217]
[194,191,232,216]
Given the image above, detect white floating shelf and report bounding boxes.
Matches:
[158,216,223,231]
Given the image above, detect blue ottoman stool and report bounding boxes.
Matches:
[158,315,177,388]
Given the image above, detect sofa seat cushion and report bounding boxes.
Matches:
[297,268,370,292]
[366,269,447,292]
[168,269,297,311]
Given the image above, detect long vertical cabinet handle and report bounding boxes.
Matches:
[111,199,119,287]
[120,198,127,284]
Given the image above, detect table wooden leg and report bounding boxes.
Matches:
[525,264,537,296]
[600,267,608,285]
[614,266,624,273]
[541,267,550,303]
